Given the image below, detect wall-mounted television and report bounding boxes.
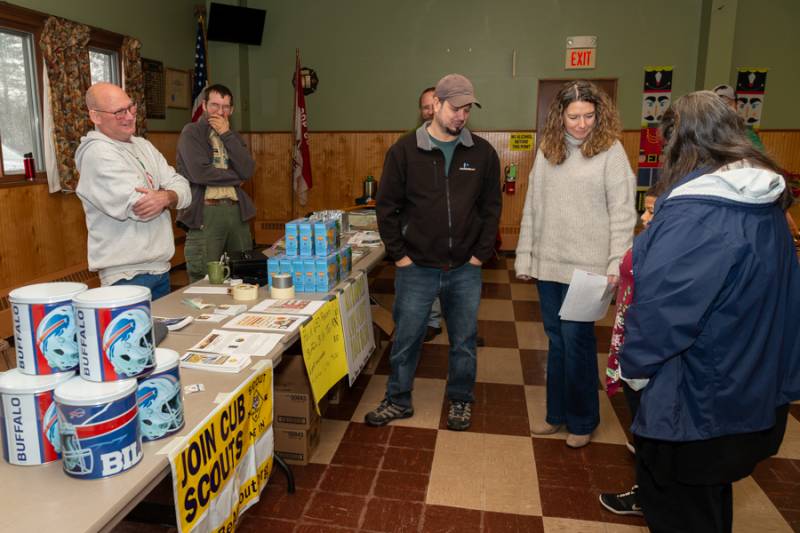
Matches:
[207,3,267,46]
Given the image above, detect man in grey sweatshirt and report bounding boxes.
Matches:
[75,83,191,299]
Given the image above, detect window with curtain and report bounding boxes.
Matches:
[89,47,119,85]
[0,27,43,176]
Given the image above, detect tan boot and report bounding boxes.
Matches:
[532,421,562,435]
[566,433,592,448]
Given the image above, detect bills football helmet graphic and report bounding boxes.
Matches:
[103,308,153,376]
[58,400,139,477]
[59,419,94,475]
[43,402,61,454]
[137,375,184,440]
[36,305,79,371]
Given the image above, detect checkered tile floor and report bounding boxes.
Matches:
[118,254,800,533]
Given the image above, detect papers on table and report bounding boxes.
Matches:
[189,329,283,357]
[558,269,616,322]
[153,316,193,331]
[222,312,308,333]
[180,352,251,373]
[249,298,326,315]
[184,286,231,295]
[347,231,382,247]
[194,313,227,323]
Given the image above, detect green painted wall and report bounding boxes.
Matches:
[731,0,800,129]
[13,0,198,131]
[9,0,800,131]
[245,0,703,131]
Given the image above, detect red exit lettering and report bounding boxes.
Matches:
[570,50,593,67]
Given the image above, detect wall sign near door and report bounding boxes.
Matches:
[565,35,597,70]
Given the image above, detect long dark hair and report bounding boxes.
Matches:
[539,80,621,165]
[657,91,791,208]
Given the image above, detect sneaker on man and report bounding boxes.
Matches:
[364,399,414,427]
[447,400,472,431]
[599,485,643,516]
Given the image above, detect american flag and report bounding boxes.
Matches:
[190,16,207,122]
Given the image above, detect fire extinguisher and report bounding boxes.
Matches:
[503,163,517,194]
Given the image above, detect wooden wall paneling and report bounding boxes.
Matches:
[760,131,800,172]
[248,133,293,243]
[296,132,358,215]
[353,132,403,202]
[148,132,179,166]
[60,194,89,266]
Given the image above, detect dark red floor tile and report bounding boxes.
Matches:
[422,504,482,533]
[373,470,429,501]
[751,457,800,531]
[318,464,377,495]
[482,255,508,270]
[480,413,533,437]
[476,382,527,410]
[331,440,386,469]
[520,349,548,386]
[340,421,392,445]
[538,484,604,522]
[361,497,424,532]
[389,426,438,450]
[382,446,435,474]
[269,462,327,490]
[594,325,612,352]
[477,320,518,348]
[370,278,395,294]
[236,515,295,533]
[302,492,366,528]
[294,525,357,533]
[483,511,545,533]
[790,404,800,422]
[513,300,542,322]
[609,390,635,442]
[482,282,512,299]
[248,485,312,520]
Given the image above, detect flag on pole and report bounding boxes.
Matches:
[292,49,313,206]
[190,15,208,122]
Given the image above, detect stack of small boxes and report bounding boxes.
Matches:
[270,214,352,293]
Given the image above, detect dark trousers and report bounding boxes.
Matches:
[635,404,789,533]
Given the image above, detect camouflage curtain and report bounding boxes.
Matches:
[39,16,92,192]
[122,36,147,137]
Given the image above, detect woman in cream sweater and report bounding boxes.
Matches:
[515,80,636,448]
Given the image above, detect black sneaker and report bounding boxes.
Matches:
[599,485,643,516]
[447,400,472,431]
[364,399,414,426]
[424,326,442,343]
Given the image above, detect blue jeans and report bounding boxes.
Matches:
[428,298,442,328]
[537,280,599,435]
[113,272,171,300]
[387,262,482,408]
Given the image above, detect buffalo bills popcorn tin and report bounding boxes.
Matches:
[54,376,142,479]
[0,369,75,466]
[136,348,184,441]
[10,282,88,375]
[73,286,156,382]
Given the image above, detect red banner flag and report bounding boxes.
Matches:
[292,50,312,205]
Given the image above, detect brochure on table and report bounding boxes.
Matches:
[188,329,283,357]
[222,312,308,333]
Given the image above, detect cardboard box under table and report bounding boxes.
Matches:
[273,354,321,465]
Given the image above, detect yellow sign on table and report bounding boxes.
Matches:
[509,133,534,151]
[170,362,274,533]
[300,297,348,410]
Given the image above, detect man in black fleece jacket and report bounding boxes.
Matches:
[367,74,501,431]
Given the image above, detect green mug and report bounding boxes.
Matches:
[207,261,230,284]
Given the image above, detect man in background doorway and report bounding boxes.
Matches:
[75,83,191,299]
[177,84,256,282]
[368,74,502,431]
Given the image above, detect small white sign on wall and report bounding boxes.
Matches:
[566,35,597,70]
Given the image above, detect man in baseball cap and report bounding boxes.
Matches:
[368,74,501,431]
[435,73,482,109]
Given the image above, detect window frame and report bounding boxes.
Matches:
[0,3,124,186]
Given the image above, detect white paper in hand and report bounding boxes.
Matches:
[558,269,615,322]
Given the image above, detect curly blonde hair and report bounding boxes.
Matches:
[539,80,622,165]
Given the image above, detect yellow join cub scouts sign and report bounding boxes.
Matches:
[170,361,274,533]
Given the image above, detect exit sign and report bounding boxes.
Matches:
[565,35,597,70]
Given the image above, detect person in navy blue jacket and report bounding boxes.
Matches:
[619,91,800,532]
